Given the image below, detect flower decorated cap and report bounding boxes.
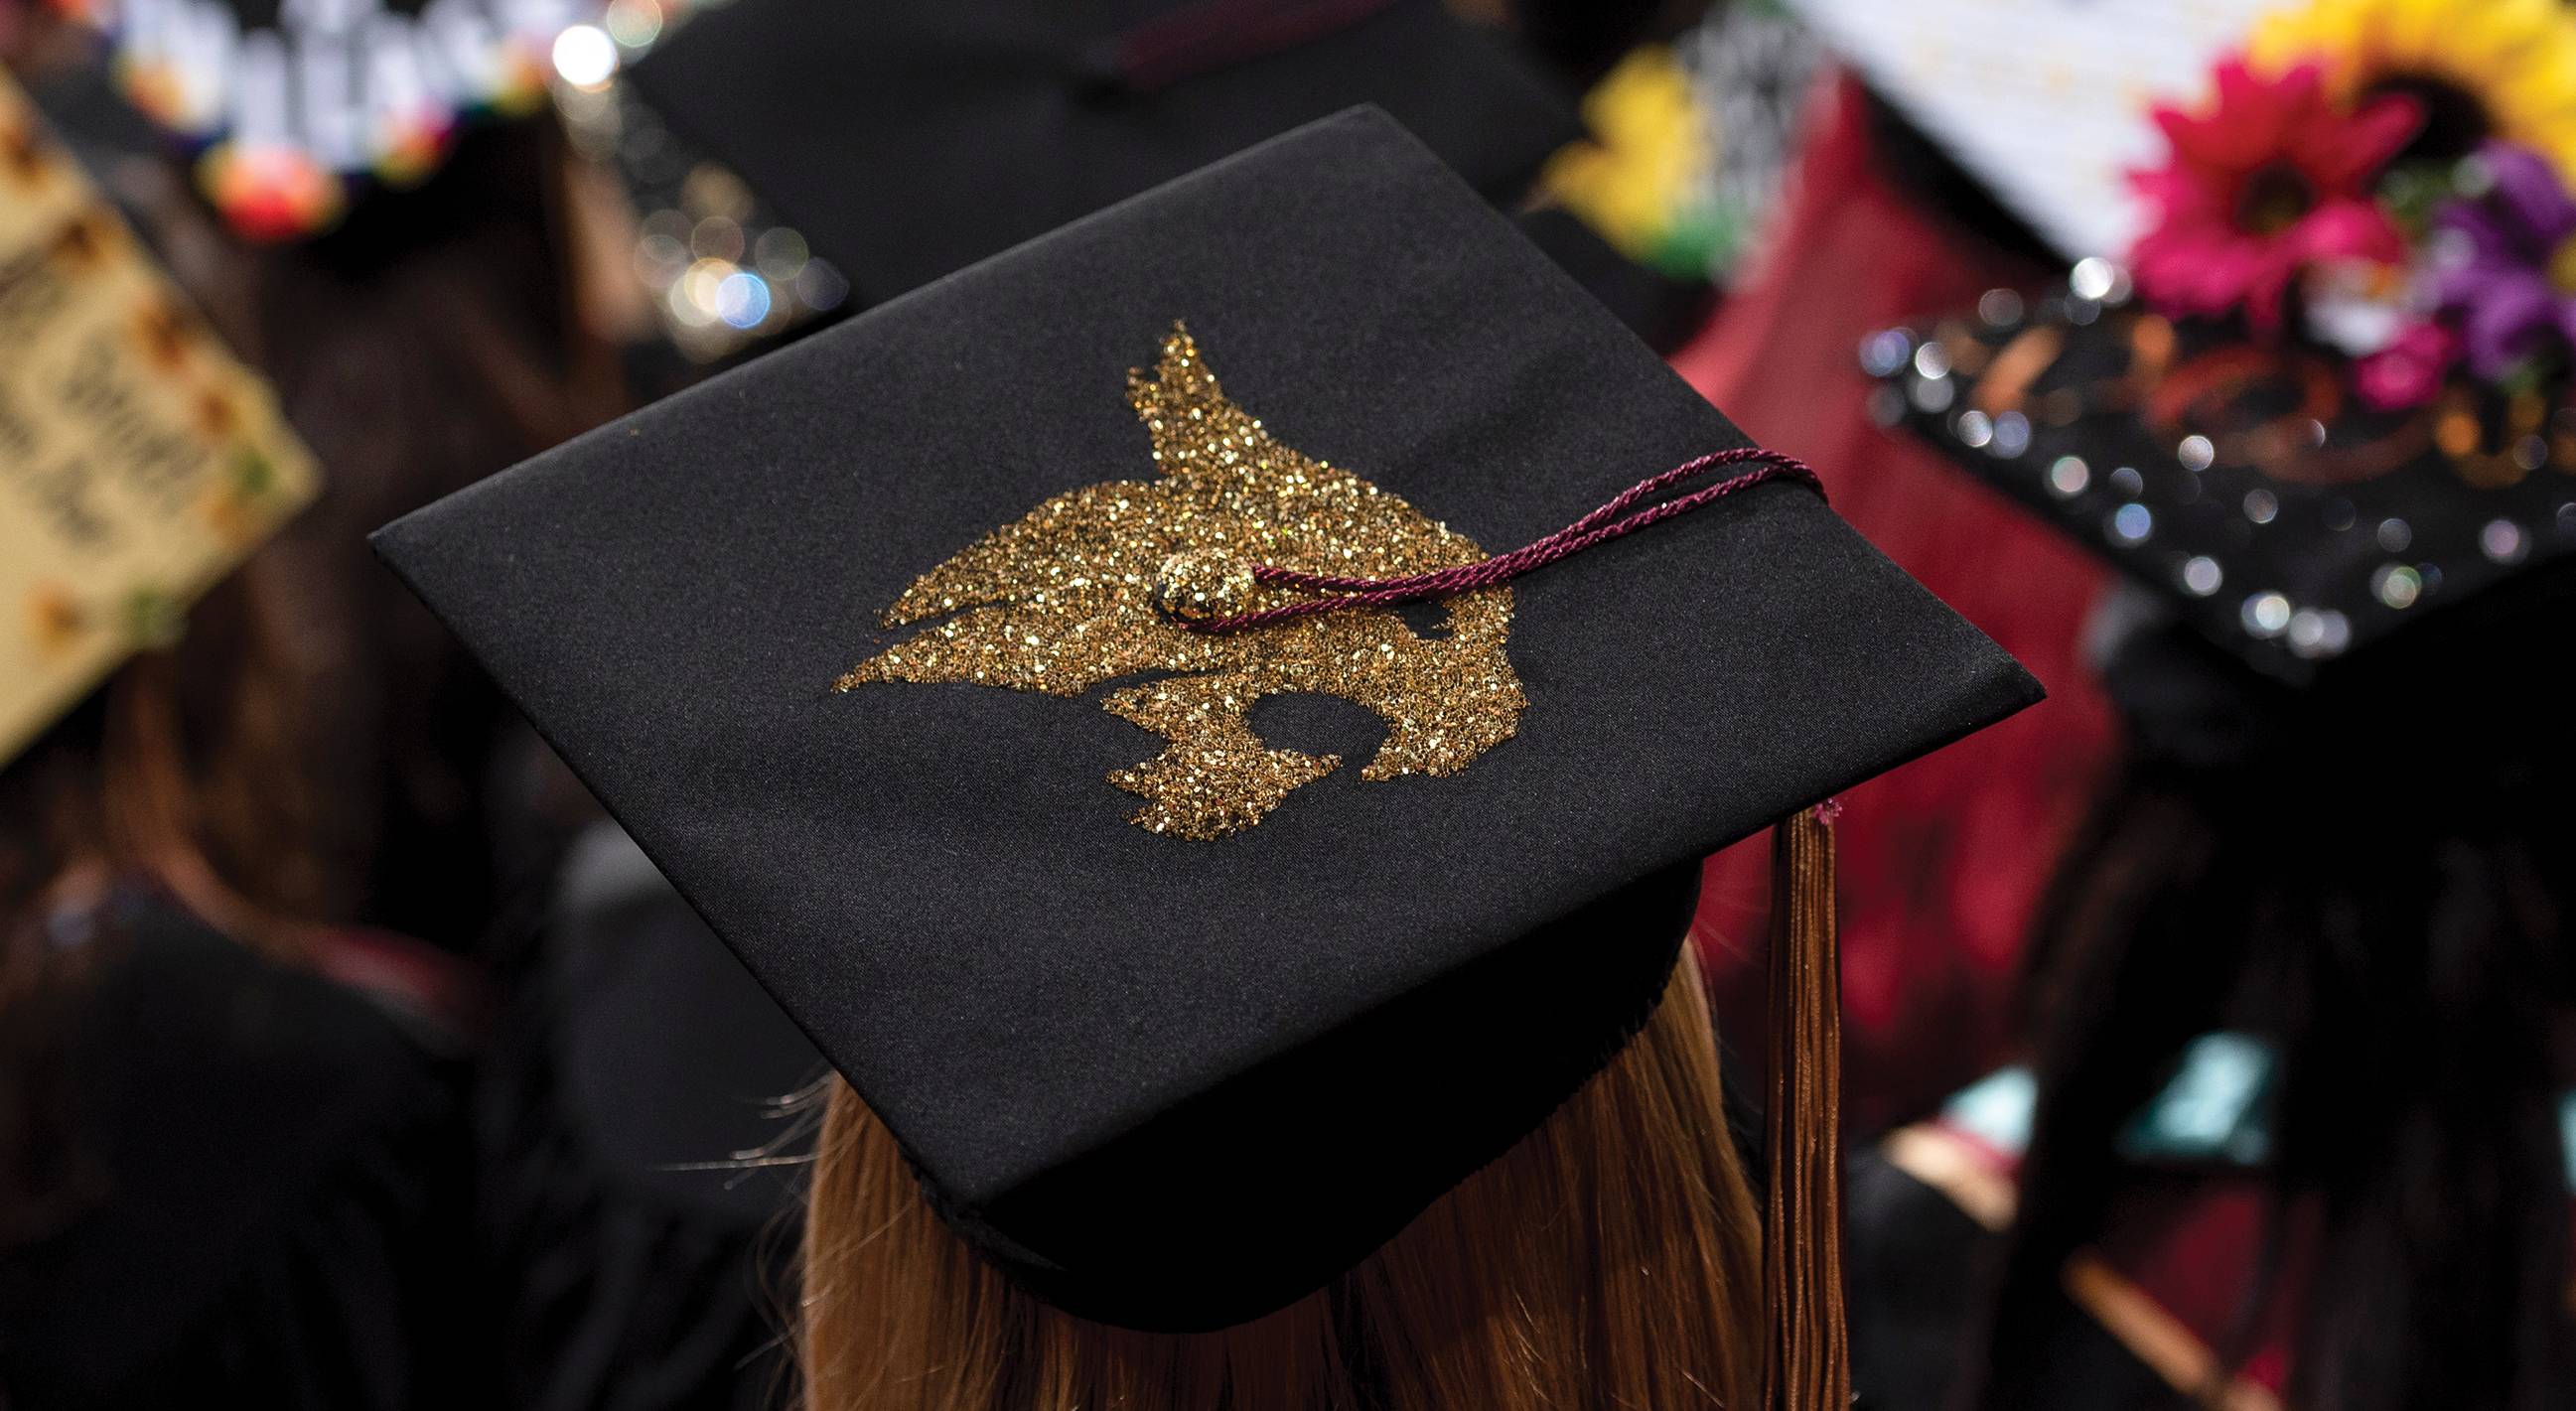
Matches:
[1789,0,2267,259]
[374,110,2038,1359]
[1792,0,2576,259]
[610,0,1582,320]
[1870,266,2576,685]
[1874,0,2576,689]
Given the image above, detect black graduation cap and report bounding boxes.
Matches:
[1871,271,2576,686]
[374,109,2037,1347]
[618,0,1582,311]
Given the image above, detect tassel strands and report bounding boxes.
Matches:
[1763,801,1850,1411]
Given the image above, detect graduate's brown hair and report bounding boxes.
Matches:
[800,945,1762,1411]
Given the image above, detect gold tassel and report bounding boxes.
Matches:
[1763,803,1849,1411]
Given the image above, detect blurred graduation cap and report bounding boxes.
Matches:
[1871,269,2576,688]
[1,70,317,763]
[70,0,587,239]
[613,0,1583,317]
[1789,0,2258,261]
[374,107,2036,1390]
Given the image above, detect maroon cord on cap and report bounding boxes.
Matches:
[1110,0,1405,93]
[1178,447,1823,635]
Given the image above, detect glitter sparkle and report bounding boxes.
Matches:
[836,324,1524,840]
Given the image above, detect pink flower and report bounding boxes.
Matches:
[2129,61,2421,332]
[2353,321,2459,409]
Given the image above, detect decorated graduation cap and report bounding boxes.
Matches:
[61,0,596,239]
[373,107,2037,1390]
[1868,278,2576,685]
[600,0,1581,347]
[1869,9,2576,688]
[2,70,317,763]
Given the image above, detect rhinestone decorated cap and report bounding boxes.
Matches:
[374,109,2039,1330]
[1872,272,2576,686]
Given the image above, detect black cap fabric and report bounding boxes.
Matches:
[1872,277,2576,685]
[375,107,2039,1331]
[620,0,1581,311]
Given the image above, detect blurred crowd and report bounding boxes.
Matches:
[7,0,2576,1408]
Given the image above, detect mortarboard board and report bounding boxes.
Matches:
[2,70,318,764]
[613,0,1582,317]
[1857,1,2576,693]
[1788,0,2265,261]
[1873,277,2576,693]
[372,106,2038,1384]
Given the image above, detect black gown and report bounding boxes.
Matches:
[0,892,490,1409]
[1848,1057,2576,1411]
[472,819,819,1411]
[1847,1139,2218,1411]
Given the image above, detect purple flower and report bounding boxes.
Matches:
[2432,142,2576,379]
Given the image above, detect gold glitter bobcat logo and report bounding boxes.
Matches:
[837,324,1524,840]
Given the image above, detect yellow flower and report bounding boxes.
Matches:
[1539,47,1713,272]
[2249,0,2576,179]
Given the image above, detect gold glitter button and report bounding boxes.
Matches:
[836,323,1524,840]
[1152,549,1256,623]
